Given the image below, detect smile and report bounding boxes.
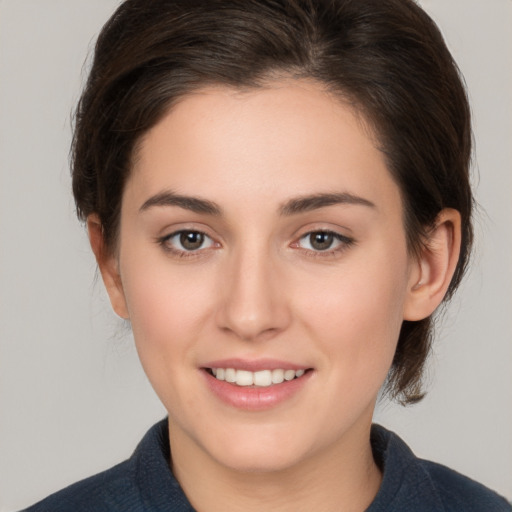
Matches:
[209,368,306,387]
[202,359,314,410]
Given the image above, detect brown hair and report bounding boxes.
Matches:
[72,0,473,404]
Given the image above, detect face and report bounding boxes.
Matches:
[107,81,419,474]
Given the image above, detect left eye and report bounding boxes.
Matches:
[298,231,349,251]
[164,230,215,252]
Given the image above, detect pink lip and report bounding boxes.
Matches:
[200,361,313,411]
[202,358,309,372]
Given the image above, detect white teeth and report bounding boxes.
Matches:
[284,369,296,381]
[253,370,272,387]
[211,367,307,387]
[236,370,253,386]
[271,369,284,384]
[225,368,236,383]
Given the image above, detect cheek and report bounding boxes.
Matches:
[118,248,216,372]
[298,246,410,375]
[119,262,221,422]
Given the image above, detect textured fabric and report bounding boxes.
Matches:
[367,426,511,511]
[23,419,511,511]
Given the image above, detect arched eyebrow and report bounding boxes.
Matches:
[279,192,375,215]
[139,190,222,215]
[139,190,375,216]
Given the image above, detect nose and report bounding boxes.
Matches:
[216,244,291,342]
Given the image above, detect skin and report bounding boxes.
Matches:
[89,80,461,512]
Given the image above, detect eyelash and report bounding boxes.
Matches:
[157,230,217,258]
[157,229,355,259]
[293,230,355,258]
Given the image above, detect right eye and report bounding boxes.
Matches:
[295,230,354,254]
[160,230,216,254]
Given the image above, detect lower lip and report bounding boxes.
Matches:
[202,370,313,411]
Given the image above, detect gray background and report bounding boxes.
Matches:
[0,0,511,510]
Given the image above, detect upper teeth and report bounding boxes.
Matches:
[212,368,305,387]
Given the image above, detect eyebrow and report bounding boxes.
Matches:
[139,191,222,215]
[139,190,375,216]
[279,192,375,215]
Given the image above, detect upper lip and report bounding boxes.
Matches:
[202,358,311,372]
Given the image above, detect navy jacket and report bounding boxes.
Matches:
[23,419,511,511]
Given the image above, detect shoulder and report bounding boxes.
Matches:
[21,419,193,512]
[22,460,137,512]
[22,458,138,512]
[419,459,511,511]
[369,424,511,512]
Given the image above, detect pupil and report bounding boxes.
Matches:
[180,231,204,250]
[311,232,333,250]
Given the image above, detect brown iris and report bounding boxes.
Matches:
[309,232,335,251]
[180,231,205,250]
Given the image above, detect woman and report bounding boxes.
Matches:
[21,0,510,510]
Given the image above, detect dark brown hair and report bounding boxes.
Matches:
[72,0,473,404]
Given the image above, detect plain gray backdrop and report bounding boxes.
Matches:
[0,0,511,510]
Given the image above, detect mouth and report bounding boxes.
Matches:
[201,361,314,410]
[204,367,311,387]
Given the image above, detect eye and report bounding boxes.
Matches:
[297,231,353,252]
[161,230,216,253]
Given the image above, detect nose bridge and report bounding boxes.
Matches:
[217,237,289,341]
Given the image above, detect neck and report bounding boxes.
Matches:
[169,420,382,512]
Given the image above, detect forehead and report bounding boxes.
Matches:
[128,80,399,213]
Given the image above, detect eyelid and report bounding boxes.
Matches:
[291,229,355,256]
[157,228,220,257]
[155,224,354,259]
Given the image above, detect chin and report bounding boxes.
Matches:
[216,447,304,474]
[203,425,315,474]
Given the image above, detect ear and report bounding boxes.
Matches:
[403,208,461,321]
[87,214,130,319]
